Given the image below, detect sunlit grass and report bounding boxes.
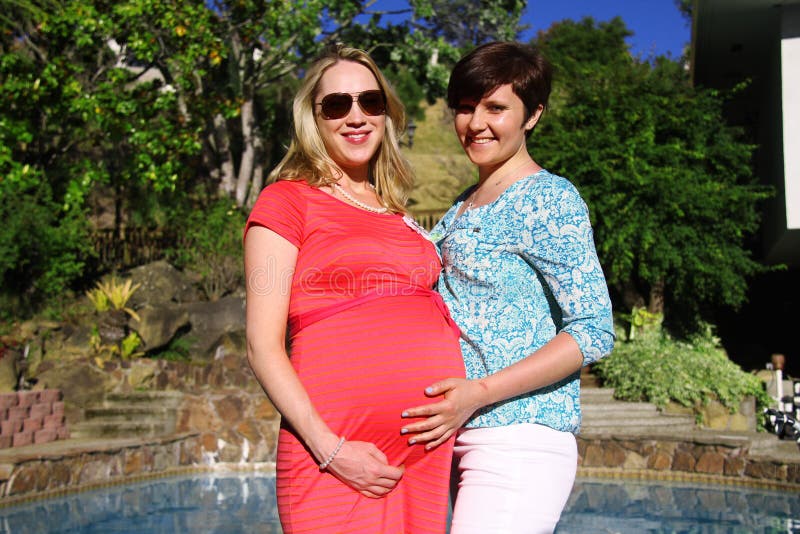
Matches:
[404,99,475,211]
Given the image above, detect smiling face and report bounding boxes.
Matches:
[315,60,386,181]
[453,84,541,177]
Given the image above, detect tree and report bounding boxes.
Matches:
[409,0,526,48]
[675,0,692,22]
[103,0,435,208]
[0,0,530,315]
[0,1,108,309]
[533,17,771,331]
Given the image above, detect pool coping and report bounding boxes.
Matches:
[1,460,797,511]
[577,466,800,492]
[0,428,797,508]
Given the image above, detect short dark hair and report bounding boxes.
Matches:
[447,41,553,121]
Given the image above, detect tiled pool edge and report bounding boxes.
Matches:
[0,432,210,505]
[0,457,277,508]
[0,428,797,508]
[577,467,800,492]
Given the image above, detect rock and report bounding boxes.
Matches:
[35,360,117,422]
[235,420,262,448]
[185,296,245,357]
[126,261,201,308]
[622,451,647,470]
[581,443,605,467]
[15,321,39,341]
[180,438,204,465]
[724,456,745,476]
[695,451,725,474]
[602,442,627,467]
[0,351,19,392]
[123,448,154,476]
[96,309,129,345]
[647,451,672,470]
[254,398,278,420]
[7,463,49,495]
[217,428,244,463]
[213,395,244,423]
[131,304,190,351]
[671,450,696,472]
[42,324,95,363]
[177,396,217,433]
[127,360,158,390]
[699,397,756,432]
[206,330,247,361]
[78,458,114,485]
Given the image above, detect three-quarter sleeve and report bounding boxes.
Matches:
[244,180,307,247]
[519,177,615,365]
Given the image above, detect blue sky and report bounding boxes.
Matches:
[370,0,691,59]
[520,0,691,58]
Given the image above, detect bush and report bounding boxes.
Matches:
[168,198,245,301]
[594,323,770,424]
[0,166,93,318]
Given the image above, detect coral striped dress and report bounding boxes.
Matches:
[245,179,465,533]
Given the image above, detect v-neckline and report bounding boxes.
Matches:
[453,170,545,223]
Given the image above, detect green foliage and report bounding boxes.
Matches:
[85,273,143,361]
[89,326,143,363]
[147,334,192,362]
[384,65,426,122]
[0,155,92,316]
[675,0,693,22]
[85,276,141,321]
[168,198,246,301]
[618,307,663,341]
[594,324,771,422]
[409,0,525,48]
[0,0,534,318]
[534,18,771,329]
[119,331,144,359]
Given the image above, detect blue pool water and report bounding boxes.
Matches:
[0,472,797,533]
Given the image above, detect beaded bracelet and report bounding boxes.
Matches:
[319,436,346,470]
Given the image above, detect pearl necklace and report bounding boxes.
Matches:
[333,183,388,214]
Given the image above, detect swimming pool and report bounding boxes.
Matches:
[0,472,797,533]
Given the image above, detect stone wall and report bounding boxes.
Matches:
[2,352,798,502]
[95,352,280,466]
[0,433,207,500]
[0,352,280,502]
[577,433,800,487]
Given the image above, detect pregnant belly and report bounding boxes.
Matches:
[289,296,464,463]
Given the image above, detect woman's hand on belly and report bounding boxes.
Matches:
[400,377,486,450]
[327,440,406,498]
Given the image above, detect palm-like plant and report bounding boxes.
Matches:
[86,276,141,322]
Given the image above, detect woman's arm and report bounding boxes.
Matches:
[402,177,614,449]
[401,332,583,449]
[245,226,404,497]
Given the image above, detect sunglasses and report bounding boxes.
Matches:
[316,90,386,120]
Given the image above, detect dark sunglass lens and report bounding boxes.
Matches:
[321,94,352,119]
[359,91,385,116]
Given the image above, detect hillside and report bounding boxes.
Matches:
[403,99,475,212]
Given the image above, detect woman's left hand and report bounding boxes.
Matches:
[400,378,485,450]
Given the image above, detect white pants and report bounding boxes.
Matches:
[449,424,577,534]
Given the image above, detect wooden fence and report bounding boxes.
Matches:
[91,227,176,271]
[91,209,447,272]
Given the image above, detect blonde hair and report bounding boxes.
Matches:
[268,44,414,213]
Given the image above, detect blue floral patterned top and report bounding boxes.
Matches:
[431,170,615,433]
